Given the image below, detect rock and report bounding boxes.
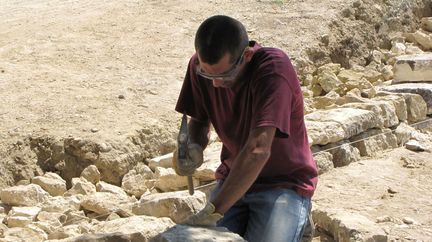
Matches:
[374,93,408,122]
[306,108,382,141]
[402,217,416,225]
[2,227,46,242]
[337,69,364,83]
[40,195,81,213]
[380,65,394,81]
[306,120,346,145]
[317,63,341,75]
[48,223,89,240]
[80,165,101,184]
[393,54,432,83]
[322,142,361,167]
[194,156,219,182]
[121,170,150,198]
[313,209,387,242]
[80,192,136,215]
[0,184,50,206]
[148,153,174,171]
[132,190,206,223]
[152,225,246,242]
[64,177,96,196]
[390,42,406,55]
[37,211,67,224]
[91,216,175,241]
[407,30,432,50]
[312,151,334,175]
[399,93,428,123]
[154,167,199,192]
[31,172,67,196]
[380,83,432,115]
[6,206,41,228]
[405,139,427,152]
[316,71,342,93]
[96,181,128,198]
[394,122,415,146]
[342,100,397,128]
[350,128,398,156]
[421,17,432,32]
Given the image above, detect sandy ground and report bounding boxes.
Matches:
[1,0,432,241]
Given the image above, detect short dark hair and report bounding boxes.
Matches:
[194,15,249,65]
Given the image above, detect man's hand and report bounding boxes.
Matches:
[183,202,223,227]
[172,143,203,176]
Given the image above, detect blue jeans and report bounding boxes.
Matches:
[210,180,311,242]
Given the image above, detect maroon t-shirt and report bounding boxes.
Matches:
[175,42,318,198]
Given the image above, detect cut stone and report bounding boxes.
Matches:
[393,54,432,83]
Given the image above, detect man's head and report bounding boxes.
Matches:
[195,15,248,65]
[194,15,253,88]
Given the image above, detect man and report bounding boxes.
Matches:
[173,15,318,242]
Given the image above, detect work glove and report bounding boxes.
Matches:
[183,202,223,227]
[172,143,203,176]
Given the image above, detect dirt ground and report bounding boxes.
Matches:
[1,0,432,241]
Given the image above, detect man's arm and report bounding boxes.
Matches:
[189,117,211,150]
[211,126,276,214]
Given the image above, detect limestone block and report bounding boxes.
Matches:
[194,157,219,182]
[152,225,246,242]
[312,151,334,175]
[373,93,408,122]
[63,210,89,226]
[322,142,361,168]
[80,192,135,215]
[317,63,341,75]
[393,54,432,83]
[380,65,394,81]
[312,209,387,242]
[400,93,428,123]
[406,43,424,55]
[48,224,85,240]
[305,120,346,145]
[343,100,398,128]
[394,122,416,146]
[96,181,128,198]
[421,17,432,32]
[381,83,432,115]
[154,167,199,192]
[390,42,406,55]
[80,165,100,184]
[31,172,67,196]
[317,71,342,93]
[91,216,175,241]
[148,153,174,171]
[337,69,363,83]
[40,195,81,213]
[121,169,150,198]
[64,177,96,196]
[350,128,398,156]
[0,184,50,206]
[31,220,63,237]
[132,190,206,223]
[6,206,40,227]
[362,69,383,83]
[96,151,142,185]
[2,227,46,242]
[409,30,432,50]
[306,108,382,140]
[37,211,67,224]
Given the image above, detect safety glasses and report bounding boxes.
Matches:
[195,48,246,81]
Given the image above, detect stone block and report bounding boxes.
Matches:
[381,83,432,115]
[313,209,387,242]
[393,54,432,83]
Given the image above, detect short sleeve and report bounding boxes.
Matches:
[175,55,209,123]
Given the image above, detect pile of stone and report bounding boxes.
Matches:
[0,163,244,242]
[300,17,432,174]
